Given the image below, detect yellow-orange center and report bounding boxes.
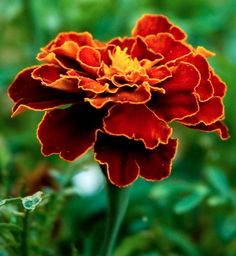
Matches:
[104,46,142,75]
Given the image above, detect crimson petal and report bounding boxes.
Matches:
[103,104,172,149]
[137,139,178,181]
[185,121,229,140]
[94,132,140,187]
[180,97,224,125]
[8,67,79,116]
[77,46,101,77]
[150,62,200,122]
[86,83,151,109]
[32,64,80,93]
[145,34,190,64]
[94,133,178,187]
[170,53,214,101]
[131,37,162,61]
[210,71,227,97]
[37,104,105,161]
[132,14,186,40]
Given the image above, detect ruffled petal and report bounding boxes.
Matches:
[185,121,230,140]
[94,132,140,187]
[32,64,80,93]
[86,82,151,108]
[78,77,109,93]
[149,62,200,122]
[145,34,190,64]
[131,37,162,61]
[169,53,213,101]
[94,133,178,187]
[37,104,105,161]
[66,69,109,93]
[180,97,224,125]
[37,51,81,70]
[210,70,227,97]
[137,139,178,181]
[8,67,79,116]
[38,32,94,56]
[147,65,172,89]
[108,37,135,55]
[77,46,101,77]
[132,14,186,40]
[103,103,172,149]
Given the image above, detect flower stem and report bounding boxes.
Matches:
[21,210,30,256]
[98,174,130,256]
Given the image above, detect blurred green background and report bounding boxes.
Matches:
[0,0,236,255]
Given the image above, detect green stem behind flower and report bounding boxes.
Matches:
[98,168,130,256]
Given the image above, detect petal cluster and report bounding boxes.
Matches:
[8,14,229,187]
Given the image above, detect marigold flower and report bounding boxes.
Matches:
[8,14,229,187]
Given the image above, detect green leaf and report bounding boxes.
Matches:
[217,216,236,241]
[21,191,43,211]
[0,223,22,231]
[0,199,6,206]
[160,225,201,256]
[205,166,229,197]
[207,196,227,207]
[174,192,206,214]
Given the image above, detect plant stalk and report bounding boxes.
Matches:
[98,168,130,256]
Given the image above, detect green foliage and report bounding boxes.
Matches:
[0,0,236,255]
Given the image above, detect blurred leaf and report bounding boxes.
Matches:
[207,196,227,207]
[0,223,22,231]
[0,199,7,206]
[0,250,8,256]
[0,0,22,22]
[160,225,201,256]
[205,166,229,198]
[150,180,193,200]
[174,188,208,214]
[217,216,236,241]
[21,191,43,211]
[114,231,157,256]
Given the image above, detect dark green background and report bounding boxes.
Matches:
[0,0,236,255]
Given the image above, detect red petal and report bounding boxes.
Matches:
[77,46,101,77]
[8,67,79,116]
[210,70,227,97]
[94,133,178,186]
[145,34,190,64]
[131,37,162,61]
[37,104,105,161]
[147,65,172,89]
[78,77,109,93]
[185,121,229,140]
[104,104,172,149]
[94,132,140,187]
[86,83,151,108]
[137,139,178,181]
[32,64,65,83]
[108,37,135,55]
[32,64,79,93]
[37,51,81,70]
[132,14,186,40]
[170,53,213,101]
[37,33,95,70]
[51,41,79,59]
[150,62,200,122]
[99,45,115,65]
[38,32,94,56]
[180,97,224,125]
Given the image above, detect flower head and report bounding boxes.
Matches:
[8,14,229,187]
